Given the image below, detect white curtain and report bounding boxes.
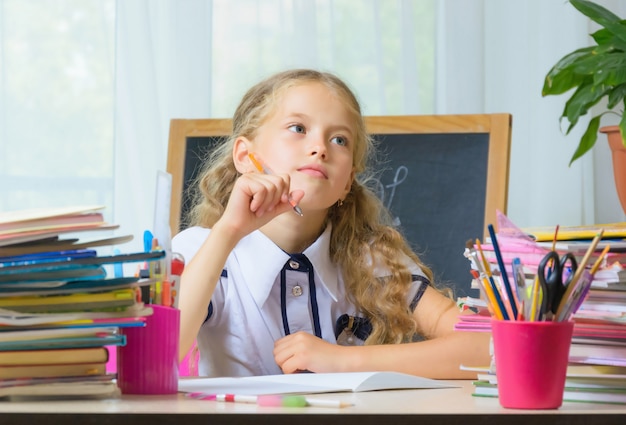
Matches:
[113,0,434,252]
[438,0,626,228]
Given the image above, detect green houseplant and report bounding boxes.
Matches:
[542,0,626,213]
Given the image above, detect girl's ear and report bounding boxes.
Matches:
[343,168,356,194]
[232,137,253,173]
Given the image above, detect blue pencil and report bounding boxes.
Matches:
[487,224,518,319]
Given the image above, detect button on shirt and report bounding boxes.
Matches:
[172,225,428,377]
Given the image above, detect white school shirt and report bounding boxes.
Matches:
[172,224,429,377]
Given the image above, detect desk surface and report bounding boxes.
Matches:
[0,380,623,425]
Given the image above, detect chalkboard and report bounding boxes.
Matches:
[167,115,512,297]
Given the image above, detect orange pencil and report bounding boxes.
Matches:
[475,239,492,277]
[476,238,510,320]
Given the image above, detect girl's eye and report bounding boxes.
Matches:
[288,124,305,134]
[331,136,348,147]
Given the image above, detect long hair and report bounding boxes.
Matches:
[188,69,435,344]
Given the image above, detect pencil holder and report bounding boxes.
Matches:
[491,319,574,409]
[117,305,180,394]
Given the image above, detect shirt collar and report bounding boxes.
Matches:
[234,224,340,307]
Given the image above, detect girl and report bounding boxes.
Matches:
[172,69,490,379]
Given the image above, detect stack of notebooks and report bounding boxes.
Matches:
[466,364,626,405]
[460,211,626,404]
[0,205,164,399]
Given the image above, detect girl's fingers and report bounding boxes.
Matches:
[246,174,291,215]
[248,183,277,215]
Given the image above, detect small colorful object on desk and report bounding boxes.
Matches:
[186,393,353,408]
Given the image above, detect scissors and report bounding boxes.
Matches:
[537,251,578,317]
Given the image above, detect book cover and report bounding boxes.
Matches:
[0,303,152,326]
[0,235,134,257]
[472,380,626,405]
[570,343,626,361]
[0,277,145,296]
[537,239,626,253]
[0,347,108,366]
[0,362,106,380]
[0,288,138,314]
[0,224,120,247]
[0,326,119,343]
[0,249,98,267]
[0,212,105,236]
[0,334,126,351]
[522,223,626,242]
[0,206,104,226]
[0,250,165,274]
[0,266,107,284]
[0,380,119,400]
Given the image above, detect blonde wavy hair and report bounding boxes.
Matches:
[188,69,435,344]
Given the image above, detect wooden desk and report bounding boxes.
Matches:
[0,380,623,425]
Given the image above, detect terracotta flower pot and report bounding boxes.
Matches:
[600,125,626,216]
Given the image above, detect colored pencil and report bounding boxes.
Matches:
[475,239,509,320]
[487,224,518,319]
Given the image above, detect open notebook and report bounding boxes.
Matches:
[178,371,457,396]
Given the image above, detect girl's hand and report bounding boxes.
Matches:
[217,172,304,238]
[273,331,346,374]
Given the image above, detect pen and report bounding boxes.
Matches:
[487,224,518,319]
[187,393,352,408]
[511,257,526,312]
[248,153,304,217]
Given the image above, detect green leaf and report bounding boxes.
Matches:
[607,84,626,109]
[572,52,614,74]
[592,25,626,51]
[570,0,626,44]
[591,27,613,45]
[563,81,609,128]
[542,48,594,95]
[593,55,626,85]
[570,0,621,22]
[543,68,585,96]
[570,115,601,165]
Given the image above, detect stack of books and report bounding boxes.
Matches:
[0,205,163,399]
[467,364,626,405]
[461,211,626,404]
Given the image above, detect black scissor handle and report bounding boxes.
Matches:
[558,253,578,285]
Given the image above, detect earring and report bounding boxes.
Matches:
[337,199,344,207]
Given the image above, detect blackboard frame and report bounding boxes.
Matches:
[166,114,512,296]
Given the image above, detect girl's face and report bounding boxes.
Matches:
[251,82,356,212]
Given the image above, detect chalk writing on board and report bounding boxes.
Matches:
[370,165,408,227]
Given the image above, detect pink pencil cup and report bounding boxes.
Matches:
[491,319,574,409]
[117,306,180,395]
